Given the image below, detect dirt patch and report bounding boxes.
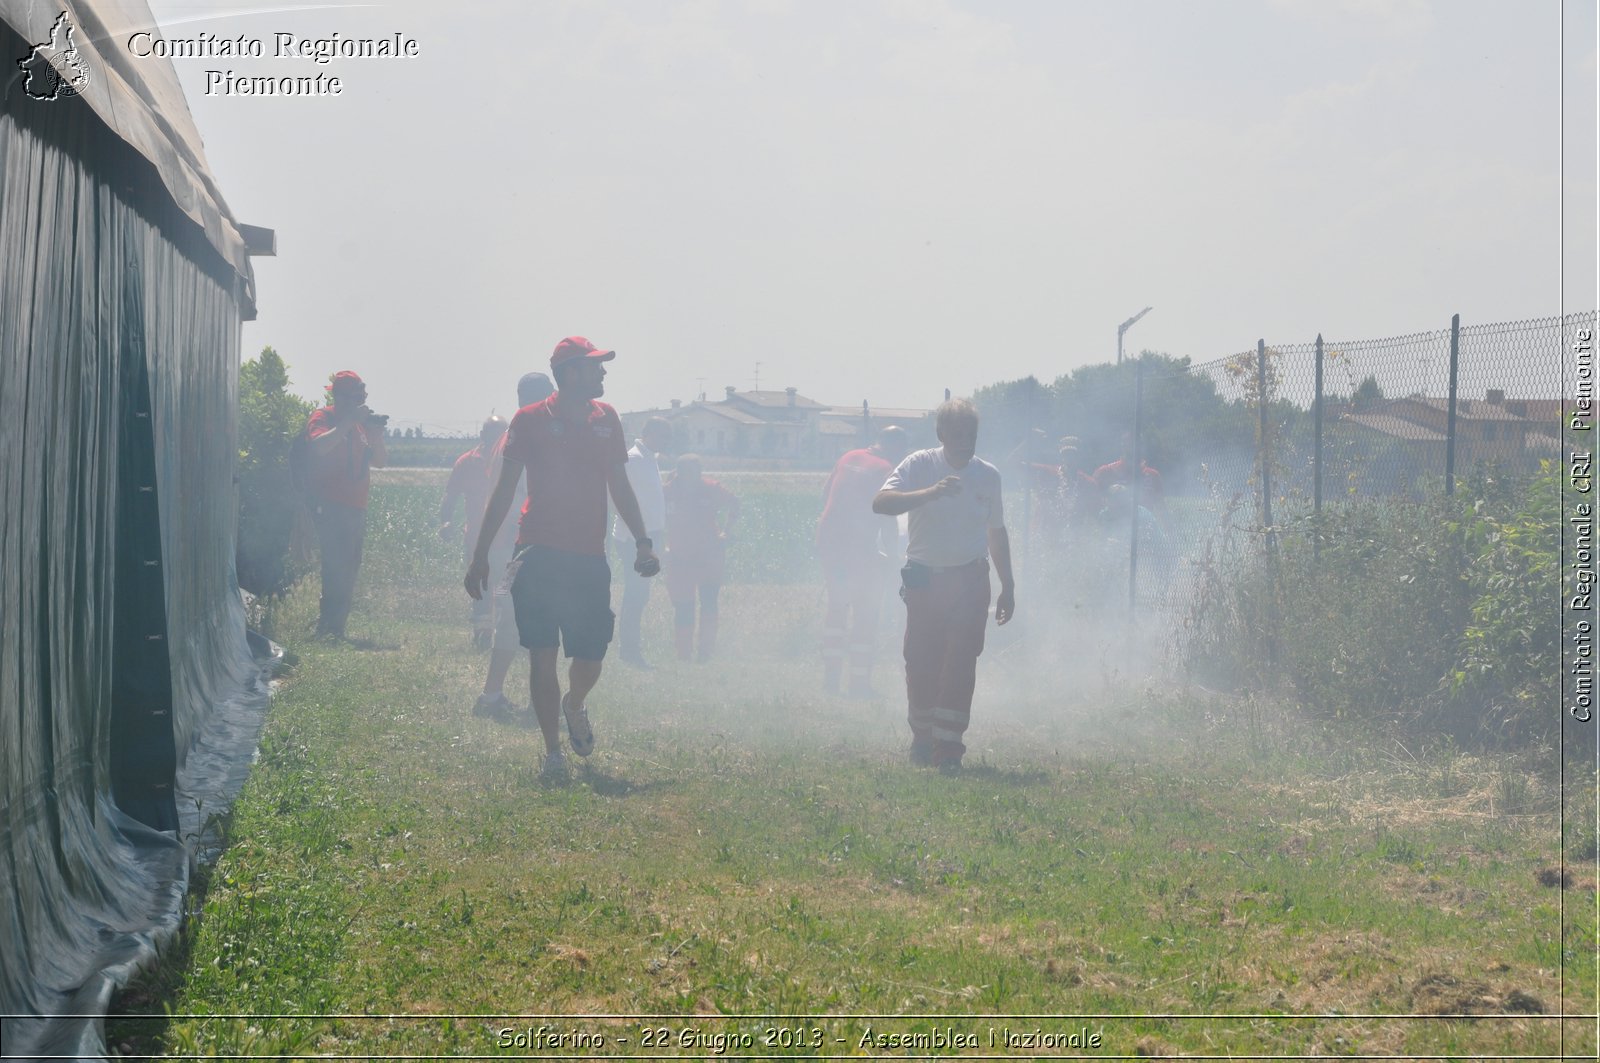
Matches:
[1409,970,1545,1015]
[1378,866,1489,915]
[1272,930,1400,1012]
[546,943,591,968]
[1132,1034,1179,1057]
[1536,866,1570,888]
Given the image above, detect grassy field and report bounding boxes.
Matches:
[109,470,1597,1059]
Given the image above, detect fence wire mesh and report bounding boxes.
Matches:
[985,311,1594,621]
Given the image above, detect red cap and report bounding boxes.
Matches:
[550,336,616,371]
[329,370,365,392]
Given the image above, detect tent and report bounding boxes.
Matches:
[1,2,268,1056]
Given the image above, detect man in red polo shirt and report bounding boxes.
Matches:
[465,337,660,780]
[303,370,388,641]
[816,425,909,695]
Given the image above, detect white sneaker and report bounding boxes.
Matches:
[562,691,595,757]
[539,750,569,782]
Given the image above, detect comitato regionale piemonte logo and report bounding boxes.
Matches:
[17,11,91,100]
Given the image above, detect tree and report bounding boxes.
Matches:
[1352,375,1385,410]
[236,347,316,597]
[1051,351,1254,481]
[969,375,1050,458]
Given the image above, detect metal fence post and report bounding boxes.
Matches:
[1445,313,1460,496]
[1128,356,1145,616]
[1022,392,1033,570]
[1314,334,1324,561]
[1258,340,1273,539]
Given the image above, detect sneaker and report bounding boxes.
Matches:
[936,756,964,776]
[539,750,569,782]
[909,740,934,767]
[473,692,519,719]
[562,691,595,757]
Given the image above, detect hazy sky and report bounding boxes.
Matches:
[141,0,1597,433]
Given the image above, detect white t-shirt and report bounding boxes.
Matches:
[884,447,1004,567]
[612,440,665,541]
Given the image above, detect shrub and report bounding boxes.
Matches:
[1449,469,1561,744]
[1183,472,1556,748]
[236,347,315,597]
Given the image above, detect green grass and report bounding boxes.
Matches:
[107,470,1597,1059]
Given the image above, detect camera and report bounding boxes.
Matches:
[363,410,390,429]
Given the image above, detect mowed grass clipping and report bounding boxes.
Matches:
[124,470,1595,1059]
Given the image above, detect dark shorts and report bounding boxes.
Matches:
[508,544,615,659]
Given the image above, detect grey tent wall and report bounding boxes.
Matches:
[1,18,257,1056]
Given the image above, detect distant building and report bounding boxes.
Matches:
[621,388,934,466]
[1332,390,1566,493]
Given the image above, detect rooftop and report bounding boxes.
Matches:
[1340,412,1447,441]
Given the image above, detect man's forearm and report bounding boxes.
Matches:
[989,527,1015,589]
[609,472,649,543]
[873,487,935,516]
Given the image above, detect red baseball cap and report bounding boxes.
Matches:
[329,370,365,392]
[550,336,616,371]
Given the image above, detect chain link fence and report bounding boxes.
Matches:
[984,311,1593,620]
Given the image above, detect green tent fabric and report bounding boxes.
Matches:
[1,4,265,1057]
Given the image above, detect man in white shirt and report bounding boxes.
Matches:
[873,398,1015,772]
[613,417,673,667]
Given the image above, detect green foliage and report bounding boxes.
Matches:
[715,472,829,585]
[1185,472,1560,748]
[1352,374,1385,409]
[236,347,316,597]
[1451,469,1561,743]
[968,353,1259,487]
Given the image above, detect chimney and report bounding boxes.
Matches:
[1486,389,1505,405]
[786,386,797,407]
[670,399,681,409]
[725,385,736,399]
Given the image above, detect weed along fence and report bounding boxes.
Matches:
[984,311,1593,620]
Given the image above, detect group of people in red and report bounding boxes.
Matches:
[309,339,1043,778]
[1007,428,1169,542]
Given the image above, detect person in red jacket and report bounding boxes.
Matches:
[1006,431,1098,545]
[440,416,508,647]
[1091,430,1168,531]
[303,370,388,641]
[662,454,740,662]
[816,425,909,695]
